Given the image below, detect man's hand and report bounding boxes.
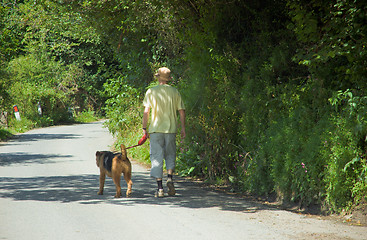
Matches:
[143,128,148,137]
[181,129,186,139]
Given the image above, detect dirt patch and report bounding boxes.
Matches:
[343,201,367,226]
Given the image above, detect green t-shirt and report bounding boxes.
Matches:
[143,84,185,133]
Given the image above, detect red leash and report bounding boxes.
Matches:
[126,134,148,149]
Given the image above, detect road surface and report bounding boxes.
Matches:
[0,121,366,240]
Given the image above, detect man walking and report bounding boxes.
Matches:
[142,67,186,197]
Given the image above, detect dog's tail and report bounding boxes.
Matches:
[120,144,127,159]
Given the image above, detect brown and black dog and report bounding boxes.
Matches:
[95,144,132,198]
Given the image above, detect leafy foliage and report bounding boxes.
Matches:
[1,0,115,125]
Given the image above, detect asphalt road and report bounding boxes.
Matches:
[0,121,366,240]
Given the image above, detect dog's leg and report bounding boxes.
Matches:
[124,172,133,197]
[98,171,106,195]
[112,173,122,198]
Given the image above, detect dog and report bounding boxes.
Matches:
[95,144,132,198]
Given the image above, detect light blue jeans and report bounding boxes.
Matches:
[149,133,176,179]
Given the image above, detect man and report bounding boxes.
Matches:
[142,67,186,197]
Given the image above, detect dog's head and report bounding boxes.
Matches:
[95,151,104,167]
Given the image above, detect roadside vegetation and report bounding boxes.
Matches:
[1,0,366,215]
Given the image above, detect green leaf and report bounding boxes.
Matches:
[343,157,360,172]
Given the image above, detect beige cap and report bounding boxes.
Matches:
[154,67,171,81]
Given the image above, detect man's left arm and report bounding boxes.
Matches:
[179,109,186,139]
[143,106,150,136]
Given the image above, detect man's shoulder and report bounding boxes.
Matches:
[147,85,181,100]
[165,84,179,91]
[151,84,178,91]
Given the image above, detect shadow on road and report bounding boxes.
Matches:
[0,152,73,166]
[0,171,270,214]
[3,133,81,145]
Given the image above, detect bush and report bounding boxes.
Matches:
[103,76,150,162]
[0,127,13,140]
[8,117,35,133]
[322,90,367,212]
[74,109,98,123]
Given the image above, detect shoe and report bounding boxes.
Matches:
[167,178,176,196]
[155,189,164,198]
